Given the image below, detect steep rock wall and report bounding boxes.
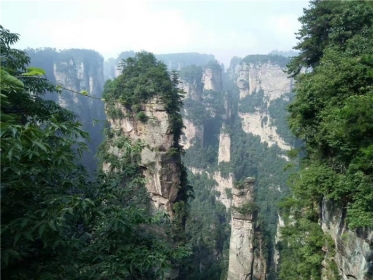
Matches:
[106,97,181,217]
[27,48,105,174]
[227,177,266,280]
[202,67,223,92]
[321,199,373,280]
[233,60,292,151]
[239,112,290,151]
[218,129,231,163]
[180,79,201,100]
[180,118,203,150]
[235,62,291,101]
[212,172,233,209]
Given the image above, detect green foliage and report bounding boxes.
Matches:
[179,172,230,279]
[229,115,293,278]
[287,0,373,76]
[232,202,259,215]
[277,216,327,280]
[225,188,233,199]
[238,89,266,113]
[219,161,231,179]
[104,52,185,150]
[287,1,373,228]
[183,98,208,125]
[179,64,203,85]
[279,1,373,278]
[268,92,297,145]
[136,111,148,123]
[204,59,222,72]
[1,26,190,279]
[25,47,106,175]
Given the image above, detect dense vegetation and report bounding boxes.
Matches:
[179,172,231,280]
[1,27,189,279]
[179,54,295,279]
[100,50,192,246]
[178,63,231,278]
[278,1,373,278]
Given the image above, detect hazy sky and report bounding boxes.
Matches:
[1,0,309,65]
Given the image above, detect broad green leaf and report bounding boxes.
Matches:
[1,69,24,87]
[26,66,46,75]
[38,224,46,237]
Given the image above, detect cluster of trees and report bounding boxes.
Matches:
[1,26,190,279]
[278,0,373,278]
[178,63,231,278]
[179,52,296,278]
[179,172,230,280]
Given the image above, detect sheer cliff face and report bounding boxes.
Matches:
[233,59,293,151]
[235,62,291,101]
[202,67,223,92]
[106,97,181,217]
[321,199,373,280]
[227,178,266,280]
[27,49,105,174]
[181,64,233,208]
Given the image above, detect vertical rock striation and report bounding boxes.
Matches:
[231,56,293,151]
[26,48,105,174]
[320,199,373,280]
[228,177,266,280]
[104,97,182,217]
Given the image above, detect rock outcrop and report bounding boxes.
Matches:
[227,177,266,280]
[105,97,182,217]
[237,62,291,101]
[202,66,223,92]
[218,128,231,163]
[239,112,291,150]
[231,57,293,151]
[180,118,203,150]
[320,199,373,280]
[27,48,105,174]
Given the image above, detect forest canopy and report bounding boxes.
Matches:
[0,26,189,279]
[278,1,373,278]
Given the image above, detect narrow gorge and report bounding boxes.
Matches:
[26,48,373,279]
[4,2,373,279]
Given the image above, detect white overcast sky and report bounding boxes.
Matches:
[1,0,309,65]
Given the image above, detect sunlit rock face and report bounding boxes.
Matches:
[218,128,231,163]
[212,172,233,209]
[105,97,181,218]
[235,61,291,101]
[239,112,291,151]
[179,79,201,101]
[227,177,266,280]
[231,58,293,151]
[320,199,373,280]
[202,67,223,92]
[180,118,203,150]
[274,214,285,273]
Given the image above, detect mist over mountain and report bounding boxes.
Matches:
[2,1,373,279]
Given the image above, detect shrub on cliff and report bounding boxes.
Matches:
[1,26,190,279]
